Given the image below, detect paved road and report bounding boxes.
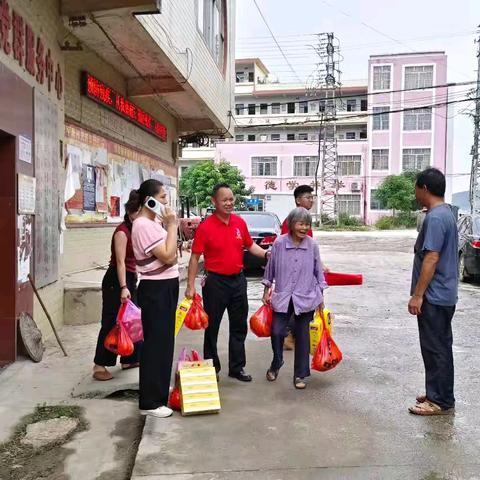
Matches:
[133,233,480,480]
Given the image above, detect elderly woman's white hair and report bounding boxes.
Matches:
[286,207,312,232]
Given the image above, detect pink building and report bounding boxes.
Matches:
[181,53,449,224]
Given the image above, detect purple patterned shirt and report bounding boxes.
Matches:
[262,234,327,315]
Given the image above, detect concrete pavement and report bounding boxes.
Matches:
[132,234,480,480]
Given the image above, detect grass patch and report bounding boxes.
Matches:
[375,213,417,230]
[0,404,88,480]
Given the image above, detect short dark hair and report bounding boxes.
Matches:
[293,185,314,199]
[416,168,446,197]
[212,183,231,197]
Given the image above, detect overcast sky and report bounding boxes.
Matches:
[235,0,480,193]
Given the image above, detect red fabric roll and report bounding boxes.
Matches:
[324,272,363,286]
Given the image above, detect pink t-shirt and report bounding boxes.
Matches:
[131,216,179,280]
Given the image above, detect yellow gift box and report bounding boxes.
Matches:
[175,297,193,337]
[179,360,221,416]
[309,308,332,356]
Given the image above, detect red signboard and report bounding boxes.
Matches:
[82,72,167,142]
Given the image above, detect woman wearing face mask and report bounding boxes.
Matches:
[92,191,142,381]
[262,207,327,390]
[131,179,179,418]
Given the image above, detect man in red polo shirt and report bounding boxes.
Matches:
[186,183,269,382]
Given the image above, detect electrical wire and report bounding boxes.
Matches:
[251,0,302,84]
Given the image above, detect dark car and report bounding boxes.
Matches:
[237,211,282,271]
[458,214,480,281]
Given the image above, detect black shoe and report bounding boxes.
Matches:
[228,369,252,382]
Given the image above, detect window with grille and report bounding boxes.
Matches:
[373,65,391,90]
[235,103,244,115]
[247,134,256,142]
[298,133,308,141]
[287,133,295,141]
[347,99,357,112]
[248,104,256,115]
[372,107,390,130]
[404,107,432,130]
[235,134,244,141]
[252,156,278,176]
[404,66,434,89]
[299,101,308,113]
[271,134,280,141]
[338,155,361,176]
[197,0,225,69]
[248,71,254,82]
[370,189,388,210]
[371,149,389,170]
[346,132,356,140]
[402,148,431,171]
[338,194,361,215]
[272,103,280,114]
[260,104,268,114]
[293,156,318,177]
[287,102,296,114]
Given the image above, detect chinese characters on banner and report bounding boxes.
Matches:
[0,0,62,99]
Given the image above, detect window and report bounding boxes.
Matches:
[235,103,244,115]
[248,71,254,82]
[260,104,268,114]
[287,133,295,141]
[272,103,280,114]
[361,99,368,111]
[347,99,357,112]
[338,155,361,176]
[299,101,308,113]
[319,100,326,112]
[370,189,388,210]
[235,134,244,141]
[338,194,361,215]
[235,71,245,83]
[373,65,391,90]
[248,104,256,115]
[294,156,318,176]
[371,149,389,170]
[373,106,390,130]
[271,133,280,141]
[298,133,308,141]
[247,134,256,142]
[197,0,225,69]
[402,148,431,171]
[252,156,277,176]
[287,102,295,114]
[405,65,434,89]
[360,131,367,139]
[404,107,432,130]
[346,132,356,140]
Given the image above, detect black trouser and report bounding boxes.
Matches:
[138,277,179,410]
[94,266,141,366]
[202,272,248,374]
[417,299,456,409]
[271,300,312,379]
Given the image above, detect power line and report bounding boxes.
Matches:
[251,0,302,84]
[236,94,478,129]
[233,80,475,112]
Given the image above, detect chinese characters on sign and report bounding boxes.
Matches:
[287,180,299,191]
[17,174,36,214]
[82,72,168,142]
[0,0,62,99]
[265,180,277,190]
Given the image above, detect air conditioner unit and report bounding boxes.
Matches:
[351,182,361,192]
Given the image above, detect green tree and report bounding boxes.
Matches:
[179,160,253,210]
[375,171,418,216]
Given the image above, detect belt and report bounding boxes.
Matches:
[206,270,243,278]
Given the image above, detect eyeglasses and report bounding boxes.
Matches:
[300,195,316,200]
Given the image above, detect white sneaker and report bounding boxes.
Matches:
[139,406,173,418]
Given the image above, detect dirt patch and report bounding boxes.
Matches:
[0,405,88,480]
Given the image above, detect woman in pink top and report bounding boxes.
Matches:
[131,179,179,419]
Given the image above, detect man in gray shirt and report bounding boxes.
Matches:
[408,168,458,416]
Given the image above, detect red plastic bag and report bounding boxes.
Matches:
[117,300,143,343]
[311,315,342,372]
[249,304,273,337]
[104,322,134,357]
[168,387,181,411]
[184,294,209,330]
[324,272,363,286]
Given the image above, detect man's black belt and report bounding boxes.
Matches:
[206,270,244,278]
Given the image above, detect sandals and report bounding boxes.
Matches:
[92,369,113,381]
[121,362,140,370]
[294,377,306,390]
[409,400,455,416]
[266,368,279,382]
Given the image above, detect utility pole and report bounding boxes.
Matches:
[470,27,480,214]
[308,33,342,225]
